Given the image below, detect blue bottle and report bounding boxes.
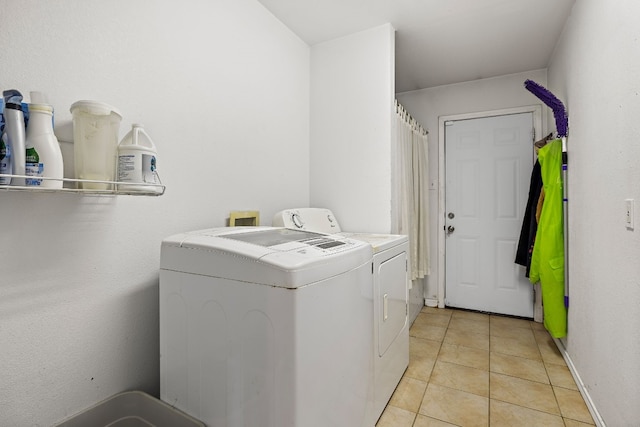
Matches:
[0,99,12,185]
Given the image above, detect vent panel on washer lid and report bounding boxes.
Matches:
[301,237,346,250]
[221,228,326,247]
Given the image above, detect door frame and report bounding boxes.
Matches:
[436,105,543,309]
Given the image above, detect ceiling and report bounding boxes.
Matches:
[256,0,576,93]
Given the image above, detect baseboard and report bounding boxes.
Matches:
[553,338,606,427]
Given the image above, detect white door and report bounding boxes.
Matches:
[444,113,533,317]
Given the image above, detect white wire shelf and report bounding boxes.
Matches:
[0,173,165,196]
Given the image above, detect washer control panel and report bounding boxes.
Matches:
[273,208,342,234]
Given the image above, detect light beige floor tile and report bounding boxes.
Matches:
[533,328,554,342]
[489,399,564,427]
[430,360,489,397]
[545,363,578,390]
[490,322,537,342]
[448,317,490,335]
[438,343,489,370]
[533,328,558,346]
[490,372,560,415]
[419,383,488,427]
[411,316,448,341]
[389,377,428,413]
[410,336,441,359]
[405,355,436,382]
[375,405,416,427]
[381,308,594,427]
[490,334,541,360]
[410,314,427,332]
[421,306,454,316]
[539,347,566,366]
[535,333,566,366]
[554,387,594,424]
[530,320,546,331]
[489,315,532,330]
[490,352,549,384]
[417,312,452,328]
[563,419,596,427]
[413,414,458,427]
[451,310,490,323]
[443,328,490,351]
[407,337,440,381]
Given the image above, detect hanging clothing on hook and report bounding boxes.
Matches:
[529,138,567,338]
[515,161,542,276]
[515,133,553,276]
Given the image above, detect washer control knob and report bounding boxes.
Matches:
[292,213,304,228]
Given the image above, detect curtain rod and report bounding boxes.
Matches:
[395,99,428,135]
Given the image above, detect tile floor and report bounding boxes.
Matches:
[376,307,595,427]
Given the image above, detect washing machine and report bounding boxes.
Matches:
[273,208,410,422]
[159,226,375,427]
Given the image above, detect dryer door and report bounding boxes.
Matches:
[377,252,408,356]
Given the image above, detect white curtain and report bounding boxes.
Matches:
[393,100,429,280]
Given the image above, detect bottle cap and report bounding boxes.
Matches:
[70,100,122,118]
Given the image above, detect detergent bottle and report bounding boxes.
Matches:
[0,99,12,185]
[24,93,64,188]
[2,90,26,186]
[117,123,160,193]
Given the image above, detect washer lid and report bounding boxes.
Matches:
[222,227,338,248]
[339,232,408,253]
[160,227,372,288]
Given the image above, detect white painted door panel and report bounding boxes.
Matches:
[445,113,533,317]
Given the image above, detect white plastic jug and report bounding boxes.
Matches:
[117,124,160,193]
[70,100,122,190]
[25,101,64,189]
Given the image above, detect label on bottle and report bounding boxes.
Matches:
[118,152,158,184]
[0,134,11,184]
[25,147,43,186]
[141,154,158,184]
[118,154,136,182]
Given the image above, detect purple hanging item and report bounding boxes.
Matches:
[524,79,568,137]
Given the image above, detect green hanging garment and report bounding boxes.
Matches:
[529,139,567,338]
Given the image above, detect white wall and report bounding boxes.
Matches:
[0,1,310,425]
[310,24,395,233]
[396,69,549,303]
[547,1,640,425]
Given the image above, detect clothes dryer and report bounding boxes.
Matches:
[160,227,375,427]
[273,209,409,422]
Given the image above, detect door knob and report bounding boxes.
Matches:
[447,225,455,234]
